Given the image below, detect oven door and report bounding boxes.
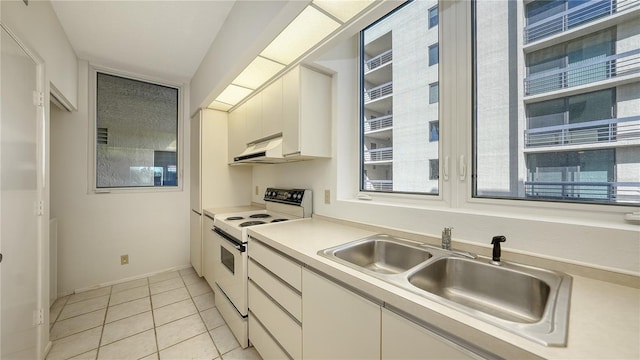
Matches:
[212,227,248,316]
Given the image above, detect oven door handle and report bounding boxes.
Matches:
[214,227,246,252]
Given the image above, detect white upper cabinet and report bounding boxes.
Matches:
[282,65,332,159]
[227,65,332,164]
[228,106,246,164]
[261,78,283,139]
[244,94,262,144]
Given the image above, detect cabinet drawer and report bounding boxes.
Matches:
[249,240,301,291]
[249,313,291,360]
[249,259,301,321]
[249,281,301,359]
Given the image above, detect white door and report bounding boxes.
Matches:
[1,27,41,359]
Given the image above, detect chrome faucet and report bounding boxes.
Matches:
[442,227,452,250]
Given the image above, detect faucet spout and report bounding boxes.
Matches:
[442,227,453,250]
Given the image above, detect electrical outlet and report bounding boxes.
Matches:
[324,189,331,204]
[255,186,259,195]
[121,254,129,265]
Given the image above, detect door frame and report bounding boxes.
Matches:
[0,22,49,360]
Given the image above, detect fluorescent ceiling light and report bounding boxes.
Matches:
[208,101,233,112]
[232,56,286,90]
[313,0,375,23]
[260,6,340,65]
[215,84,253,106]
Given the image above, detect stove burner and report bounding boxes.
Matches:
[226,216,244,221]
[271,219,288,223]
[250,213,271,219]
[239,221,266,227]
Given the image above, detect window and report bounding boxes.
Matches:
[429,6,438,28]
[95,72,179,189]
[473,0,639,205]
[360,0,440,195]
[429,121,439,142]
[429,82,439,104]
[429,43,439,66]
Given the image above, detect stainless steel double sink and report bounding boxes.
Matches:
[318,234,572,346]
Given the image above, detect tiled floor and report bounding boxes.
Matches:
[47,267,262,360]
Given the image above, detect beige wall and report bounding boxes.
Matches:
[51,61,191,295]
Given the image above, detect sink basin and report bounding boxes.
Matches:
[408,257,550,323]
[319,235,433,275]
[318,234,573,346]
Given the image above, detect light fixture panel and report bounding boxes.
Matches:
[313,0,375,23]
[215,84,253,107]
[260,6,340,65]
[232,56,286,90]
[208,100,233,112]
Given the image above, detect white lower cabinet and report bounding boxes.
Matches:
[248,239,494,360]
[202,214,216,290]
[248,239,302,359]
[302,268,381,360]
[382,308,479,360]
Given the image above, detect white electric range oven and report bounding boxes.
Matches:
[212,188,312,348]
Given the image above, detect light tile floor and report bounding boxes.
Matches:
[47,267,262,360]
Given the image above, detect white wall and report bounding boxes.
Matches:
[51,61,191,294]
[251,32,640,275]
[1,0,78,109]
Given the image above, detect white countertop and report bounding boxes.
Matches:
[247,218,640,359]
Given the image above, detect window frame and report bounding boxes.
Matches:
[350,0,635,225]
[88,65,184,194]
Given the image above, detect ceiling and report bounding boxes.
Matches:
[50,0,236,83]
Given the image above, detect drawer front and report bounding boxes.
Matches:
[249,240,301,291]
[249,313,291,360]
[214,284,248,349]
[249,259,301,321]
[249,281,302,359]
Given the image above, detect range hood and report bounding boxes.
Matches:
[233,137,289,164]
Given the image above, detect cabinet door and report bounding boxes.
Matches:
[228,106,246,164]
[190,111,201,211]
[190,210,202,276]
[245,94,262,144]
[261,78,283,139]
[382,308,478,360]
[302,269,380,359]
[282,67,301,156]
[202,215,216,289]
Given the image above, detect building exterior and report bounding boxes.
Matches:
[362,0,440,194]
[363,0,640,204]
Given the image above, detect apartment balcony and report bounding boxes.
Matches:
[525,181,640,203]
[523,49,640,98]
[523,0,640,50]
[364,81,393,103]
[363,147,393,163]
[363,179,393,192]
[365,49,392,74]
[524,115,640,149]
[364,114,393,134]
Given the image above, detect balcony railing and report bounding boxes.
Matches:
[524,48,640,96]
[525,181,640,202]
[525,115,640,147]
[363,147,393,162]
[364,82,393,103]
[363,179,393,191]
[364,114,393,133]
[524,0,640,44]
[365,49,393,73]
